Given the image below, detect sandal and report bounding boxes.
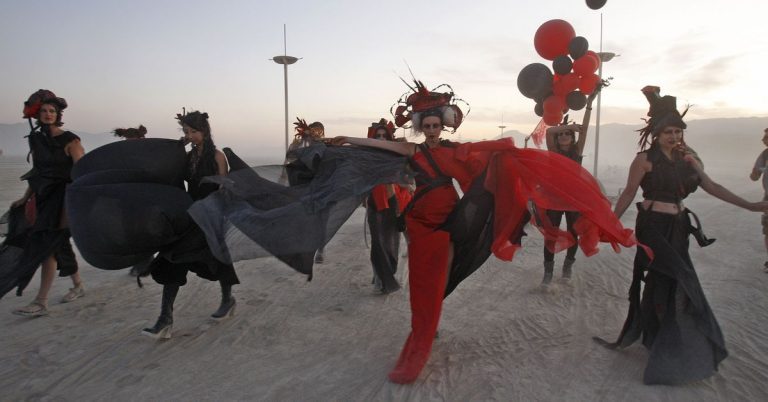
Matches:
[13,300,49,317]
[61,284,85,303]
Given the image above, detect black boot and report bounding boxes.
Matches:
[211,282,236,320]
[541,261,554,285]
[142,285,179,339]
[562,258,575,279]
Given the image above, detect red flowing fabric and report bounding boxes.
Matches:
[370,184,412,213]
[388,138,638,383]
[530,118,550,148]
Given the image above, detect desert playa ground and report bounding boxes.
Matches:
[1,168,768,401]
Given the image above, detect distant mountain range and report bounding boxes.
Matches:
[498,116,768,171]
[2,117,767,172]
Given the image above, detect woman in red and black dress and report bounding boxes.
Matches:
[365,119,411,294]
[3,91,86,316]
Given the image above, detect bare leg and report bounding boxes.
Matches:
[70,271,82,287]
[13,255,56,316]
[35,256,57,302]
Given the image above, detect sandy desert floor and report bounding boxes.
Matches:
[1,167,768,401]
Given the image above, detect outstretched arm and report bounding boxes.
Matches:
[614,153,648,219]
[686,154,768,212]
[331,136,417,157]
[575,89,600,155]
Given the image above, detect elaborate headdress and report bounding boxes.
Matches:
[176,110,210,135]
[113,125,147,139]
[391,80,470,133]
[637,86,688,150]
[367,118,396,141]
[22,89,68,128]
[293,118,324,140]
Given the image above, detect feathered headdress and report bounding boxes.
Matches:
[637,86,689,150]
[367,118,396,140]
[176,110,210,133]
[23,89,68,129]
[23,89,67,119]
[390,80,470,133]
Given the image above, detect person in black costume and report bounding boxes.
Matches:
[603,85,768,385]
[8,91,86,316]
[285,119,328,264]
[365,119,410,293]
[540,91,597,284]
[141,111,239,339]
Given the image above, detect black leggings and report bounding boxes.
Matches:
[543,210,579,262]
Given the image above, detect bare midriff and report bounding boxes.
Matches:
[641,199,683,215]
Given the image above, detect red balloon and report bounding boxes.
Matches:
[579,73,600,95]
[534,19,576,61]
[573,54,598,76]
[543,111,563,126]
[561,73,580,92]
[586,50,601,70]
[543,94,566,116]
[552,75,568,97]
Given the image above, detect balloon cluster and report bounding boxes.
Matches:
[517,19,601,125]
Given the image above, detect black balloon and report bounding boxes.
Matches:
[517,63,554,101]
[566,91,588,111]
[568,36,589,60]
[552,55,573,76]
[534,102,544,117]
[586,0,607,10]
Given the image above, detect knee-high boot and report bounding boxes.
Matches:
[211,281,236,320]
[142,284,179,339]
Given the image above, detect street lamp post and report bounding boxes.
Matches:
[592,13,617,180]
[272,25,300,153]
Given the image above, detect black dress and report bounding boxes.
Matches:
[149,149,240,287]
[366,191,402,293]
[0,129,79,298]
[543,147,582,261]
[607,146,727,385]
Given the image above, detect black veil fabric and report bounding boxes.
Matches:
[188,143,411,277]
[66,139,199,269]
[441,172,506,297]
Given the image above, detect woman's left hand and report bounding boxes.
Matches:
[749,201,768,212]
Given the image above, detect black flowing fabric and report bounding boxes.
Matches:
[66,139,208,270]
[441,171,508,298]
[188,143,410,277]
[607,204,727,385]
[366,196,402,293]
[0,130,79,299]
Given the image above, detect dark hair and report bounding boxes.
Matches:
[177,110,216,167]
[421,108,444,123]
[637,90,688,151]
[113,124,147,139]
[38,99,65,127]
[308,121,324,137]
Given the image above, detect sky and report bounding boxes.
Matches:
[1,0,766,160]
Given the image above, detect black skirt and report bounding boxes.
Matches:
[613,204,727,385]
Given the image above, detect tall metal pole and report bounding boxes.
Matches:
[283,62,289,152]
[272,25,299,154]
[593,13,603,179]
